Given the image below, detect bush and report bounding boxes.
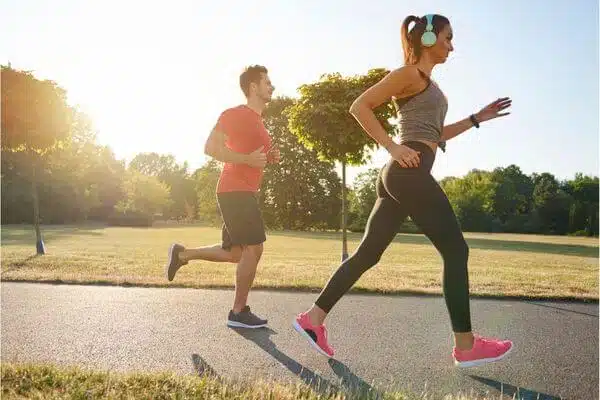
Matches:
[107,211,153,227]
[398,219,422,234]
[569,229,589,237]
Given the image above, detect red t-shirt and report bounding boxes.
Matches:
[215,105,272,193]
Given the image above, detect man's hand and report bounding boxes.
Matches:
[245,146,267,168]
[267,145,281,164]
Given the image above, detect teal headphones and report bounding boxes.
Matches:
[421,14,437,47]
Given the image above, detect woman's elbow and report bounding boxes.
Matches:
[349,100,365,116]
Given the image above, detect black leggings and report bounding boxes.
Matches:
[314,141,472,333]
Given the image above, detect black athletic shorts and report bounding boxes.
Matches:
[217,191,266,250]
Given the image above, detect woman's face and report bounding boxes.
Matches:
[427,23,454,63]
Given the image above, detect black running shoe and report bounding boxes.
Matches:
[165,243,187,281]
[227,306,268,328]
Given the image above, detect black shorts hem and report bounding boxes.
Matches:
[217,191,266,251]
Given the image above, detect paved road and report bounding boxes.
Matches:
[1,282,597,399]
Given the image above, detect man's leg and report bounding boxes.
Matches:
[232,243,263,313]
[219,192,268,329]
[179,244,242,264]
[165,224,242,282]
[226,242,268,328]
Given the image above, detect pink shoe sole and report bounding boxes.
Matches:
[292,320,334,358]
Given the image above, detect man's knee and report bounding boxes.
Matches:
[242,243,263,262]
[229,246,243,263]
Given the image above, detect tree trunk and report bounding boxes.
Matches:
[341,159,348,261]
[31,156,45,255]
[587,203,597,237]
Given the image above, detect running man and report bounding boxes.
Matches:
[165,65,279,329]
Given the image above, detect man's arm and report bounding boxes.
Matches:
[204,127,266,168]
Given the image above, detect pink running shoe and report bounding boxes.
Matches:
[453,334,514,367]
[293,312,335,358]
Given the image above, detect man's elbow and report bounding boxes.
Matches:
[204,141,214,157]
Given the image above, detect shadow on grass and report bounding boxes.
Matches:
[469,375,563,400]
[229,327,341,398]
[0,255,39,275]
[269,230,599,258]
[1,225,105,245]
[328,359,384,400]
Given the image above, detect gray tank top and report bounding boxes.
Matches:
[392,71,448,152]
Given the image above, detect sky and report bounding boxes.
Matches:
[2,0,598,185]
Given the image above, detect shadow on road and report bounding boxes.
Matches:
[229,326,339,397]
[328,358,383,400]
[524,301,599,318]
[469,375,563,400]
[191,353,219,379]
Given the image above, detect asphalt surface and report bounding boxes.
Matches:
[1,282,598,399]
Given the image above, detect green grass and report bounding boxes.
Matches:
[1,224,598,300]
[0,362,519,400]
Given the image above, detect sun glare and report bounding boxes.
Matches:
[65,57,222,166]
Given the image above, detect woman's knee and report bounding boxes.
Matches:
[345,247,382,274]
[444,237,469,265]
[457,238,469,260]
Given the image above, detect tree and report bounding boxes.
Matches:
[1,108,126,226]
[531,173,572,235]
[1,150,34,224]
[287,69,396,259]
[40,111,125,223]
[564,173,599,236]
[193,160,221,224]
[489,165,534,232]
[84,145,126,221]
[129,152,195,220]
[116,169,171,218]
[348,168,379,232]
[1,65,73,254]
[260,97,341,230]
[441,169,496,232]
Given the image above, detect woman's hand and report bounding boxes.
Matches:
[388,143,421,168]
[476,97,512,123]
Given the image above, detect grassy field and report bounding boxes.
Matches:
[0,362,526,400]
[1,224,598,300]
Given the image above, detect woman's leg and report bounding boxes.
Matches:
[308,196,409,323]
[384,171,472,336]
[383,169,513,366]
[293,172,408,357]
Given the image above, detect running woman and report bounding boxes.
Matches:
[293,14,514,367]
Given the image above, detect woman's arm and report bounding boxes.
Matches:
[441,97,512,141]
[349,66,425,168]
[440,115,479,141]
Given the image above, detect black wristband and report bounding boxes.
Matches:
[470,114,480,129]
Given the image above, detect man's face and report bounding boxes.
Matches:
[254,72,274,102]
